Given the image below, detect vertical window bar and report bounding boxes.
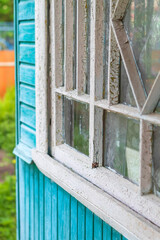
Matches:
[55,94,63,146]
[50,0,63,155]
[108,0,120,105]
[35,0,49,153]
[52,0,63,88]
[140,120,152,195]
[94,0,104,100]
[77,0,90,94]
[64,0,74,91]
[90,0,104,166]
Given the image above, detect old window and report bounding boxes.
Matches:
[34,0,160,235]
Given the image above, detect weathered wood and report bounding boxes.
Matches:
[89,0,96,164]
[45,178,52,240]
[113,0,129,20]
[13,142,32,164]
[32,149,160,239]
[19,22,35,42]
[77,0,88,94]
[55,94,63,146]
[89,0,104,165]
[19,64,35,86]
[86,209,93,240]
[64,0,74,91]
[108,29,120,105]
[108,0,120,105]
[142,72,160,114]
[20,84,35,107]
[19,1,35,21]
[50,0,63,154]
[94,0,104,100]
[95,99,160,125]
[20,104,36,129]
[94,107,103,166]
[50,0,63,88]
[21,124,36,149]
[112,20,146,110]
[19,44,35,64]
[140,120,153,195]
[94,216,103,239]
[56,87,90,104]
[35,0,48,153]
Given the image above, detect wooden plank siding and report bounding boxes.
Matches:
[15,0,128,239]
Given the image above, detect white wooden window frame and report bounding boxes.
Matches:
[33,0,160,239]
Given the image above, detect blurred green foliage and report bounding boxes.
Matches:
[0,175,16,240]
[0,0,13,22]
[0,87,15,157]
[74,126,89,156]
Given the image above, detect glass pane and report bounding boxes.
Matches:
[124,0,160,94]
[152,125,160,197]
[155,100,160,112]
[104,112,140,184]
[120,57,136,107]
[63,97,89,156]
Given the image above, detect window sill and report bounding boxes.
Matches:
[32,146,160,240]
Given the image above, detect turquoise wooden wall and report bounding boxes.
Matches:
[15,0,128,239]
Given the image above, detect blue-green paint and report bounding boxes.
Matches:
[14,0,128,239]
[20,84,35,107]
[19,1,35,21]
[19,64,35,86]
[19,22,35,42]
[19,44,35,64]
[20,104,36,129]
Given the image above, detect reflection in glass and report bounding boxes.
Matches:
[120,57,136,107]
[63,97,89,156]
[104,112,140,184]
[152,125,160,197]
[124,0,160,94]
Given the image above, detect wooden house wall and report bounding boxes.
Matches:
[15,0,127,239]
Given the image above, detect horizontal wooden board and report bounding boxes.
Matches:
[19,64,35,86]
[19,22,35,42]
[13,142,32,164]
[20,104,36,129]
[19,1,35,21]
[19,44,35,64]
[20,124,36,148]
[20,84,35,107]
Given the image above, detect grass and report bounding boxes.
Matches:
[0,87,16,240]
[0,175,16,240]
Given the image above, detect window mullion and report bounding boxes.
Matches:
[140,120,153,195]
[50,0,63,155]
[35,0,49,153]
[76,0,88,94]
[64,0,74,91]
[108,0,120,106]
[90,0,104,166]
